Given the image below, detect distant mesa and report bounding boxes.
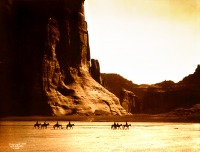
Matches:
[102,65,200,115]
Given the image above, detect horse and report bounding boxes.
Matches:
[116,124,122,129]
[34,122,41,129]
[41,123,49,129]
[122,123,131,130]
[111,123,122,130]
[53,123,63,129]
[66,123,74,129]
[111,124,116,130]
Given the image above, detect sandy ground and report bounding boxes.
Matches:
[1,121,199,152]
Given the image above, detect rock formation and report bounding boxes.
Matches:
[0,0,127,116]
[102,65,200,114]
[142,66,200,114]
[120,89,141,114]
[90,59,102,84]
[101,74,142,114]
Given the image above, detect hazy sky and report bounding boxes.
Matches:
[85,0,200,84]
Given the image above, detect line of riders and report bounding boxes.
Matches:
[34,121,74,129]
[111,122,131,130]
[34,121,131,130]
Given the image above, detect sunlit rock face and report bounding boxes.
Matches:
[120,89,141,114]
[0,0,127,116]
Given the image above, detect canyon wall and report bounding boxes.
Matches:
[0,0,127,116]
[120,89,141,114]
[101,74,142,114]
[102,65,200,114]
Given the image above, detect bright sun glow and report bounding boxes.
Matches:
[85,0,200,84]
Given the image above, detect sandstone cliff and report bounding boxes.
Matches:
[101,74,142,114]
[90,59,102,85]
[0,0,126,116]
[142,65,200,114]
[120,89,141,114]
[102,65,200,114]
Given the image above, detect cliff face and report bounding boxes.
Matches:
[90,59,102,84]
[0,0,127,116]
[101,74,142,114]
[102,65,200,114]
[120,89,141,114]
[142,66,200,114]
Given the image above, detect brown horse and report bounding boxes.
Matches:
[66,123,74,129]
[111,123,122,130]
[41,123,49,129]
[53,122,63,129]
[122,123,131,130]
[34,122,41,129]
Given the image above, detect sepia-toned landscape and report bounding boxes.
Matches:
[0,0,200,151]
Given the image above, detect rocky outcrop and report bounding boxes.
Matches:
[101,74,142,114]
[102,65,200,114]
[179,65,200,87]
[101,73,139,98]
[142,65,200,114]
[90,59,102,84]
[120,89,141,113]
[0,0,127,116]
